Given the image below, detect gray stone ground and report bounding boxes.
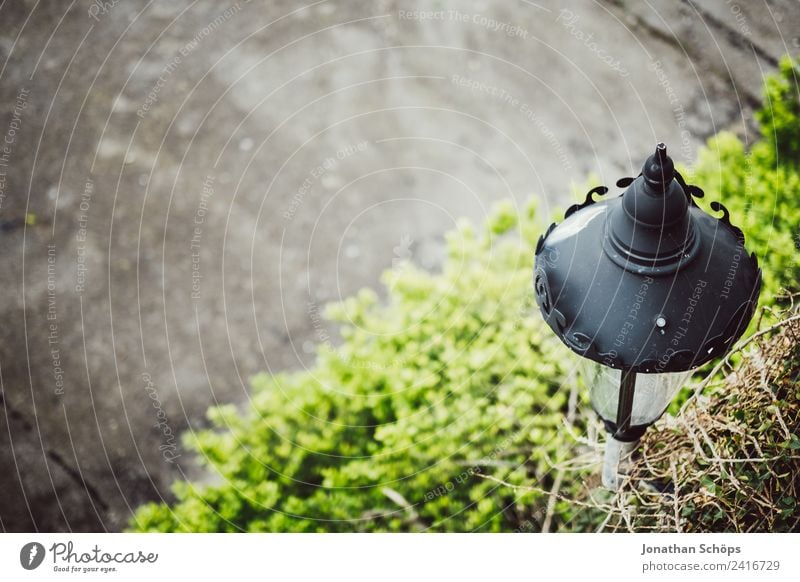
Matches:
[0,0,797,531]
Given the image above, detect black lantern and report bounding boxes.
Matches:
[533,143,761,488]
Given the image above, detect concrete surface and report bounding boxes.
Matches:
[0,0,797,531]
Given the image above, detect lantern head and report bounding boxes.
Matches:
[533,143,761,447]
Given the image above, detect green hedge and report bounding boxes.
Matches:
[131,57,800,533]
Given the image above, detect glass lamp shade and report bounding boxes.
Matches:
[583,362,691,436]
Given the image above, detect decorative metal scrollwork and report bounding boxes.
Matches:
[533,267,551,313]
[564,331,592,352]
[699,300,752,359]
[674,170,705,206]
[580,340,622,368]
[534,267,566,333]
[710,201,746,245]
[535,222,558,255]
[564,185,609,219]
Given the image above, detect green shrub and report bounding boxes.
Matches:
[131,58,800,533]
[756,55,800,164]
[132,202,584,532]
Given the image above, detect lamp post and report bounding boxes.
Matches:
[533,143,761,489]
